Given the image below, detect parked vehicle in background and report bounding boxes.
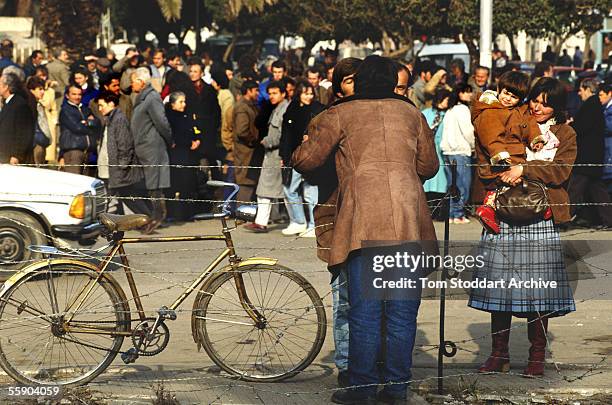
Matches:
[415,43,470,72]
[0,165,107,277]
[203,35,279,65]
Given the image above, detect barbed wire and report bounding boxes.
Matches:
[4,189,612,209]
[10,162,612,169]
[0,196,611,399]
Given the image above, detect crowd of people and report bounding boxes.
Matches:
[0,38,339,235]
[0,37,610,233]
[1,35,612,402]
[407,52,612,231]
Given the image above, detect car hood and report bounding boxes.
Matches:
[0,164,101,202]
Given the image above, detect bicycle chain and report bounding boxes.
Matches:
[44,319,133,355]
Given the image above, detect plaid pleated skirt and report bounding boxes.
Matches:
[468,218,576,317]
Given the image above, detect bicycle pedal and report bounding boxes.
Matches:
[121,347,139,364]
[158,306,177,321]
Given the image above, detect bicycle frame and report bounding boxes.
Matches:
[62,215,267,336]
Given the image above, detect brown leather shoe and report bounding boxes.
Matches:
[243,223,268,233]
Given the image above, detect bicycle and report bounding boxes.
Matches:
[0,181,327,386]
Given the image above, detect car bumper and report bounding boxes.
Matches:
[51,222,104,241]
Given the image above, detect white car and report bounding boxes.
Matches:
[0,164,107,275]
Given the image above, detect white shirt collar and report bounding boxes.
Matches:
[5,94,14,104]
[607,99,612,109]
[67,100,82,108]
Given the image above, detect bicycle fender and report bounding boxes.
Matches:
[190,258,279,348]
[0,259,131,319]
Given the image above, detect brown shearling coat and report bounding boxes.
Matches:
[475,123,577,224]
[472,101,543,180]
[292,95,439,269]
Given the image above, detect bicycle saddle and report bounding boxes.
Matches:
[98,213,151,232]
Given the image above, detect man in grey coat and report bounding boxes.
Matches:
[130,67,173,233]
[243,80,289,232]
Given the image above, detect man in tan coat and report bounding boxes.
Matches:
[293,55,438,404]
[232,80,260,203]
[46,47,71,109]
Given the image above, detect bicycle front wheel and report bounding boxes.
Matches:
[0,262,129,386]
[193,264,327,382]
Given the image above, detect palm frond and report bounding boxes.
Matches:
[157,0,182,22]
[227,0,277,19]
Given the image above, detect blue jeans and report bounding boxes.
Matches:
[332,267,349,372]
[347,253,421,398]
[283,169,318,228]
[443,154,472,219]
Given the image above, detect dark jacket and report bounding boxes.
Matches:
[0,93,35,163]
[166,108,199,166]
[59,100,100,153]
[572,95,606,177]
[105,108,143,189]
[603,102,612,180]
[293,93,439,269]
[280,99,324,165]
[192,79,222,158]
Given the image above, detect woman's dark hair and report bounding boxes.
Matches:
[26,76,45,90]
[332,57,362,95]
[69,67,93,89]
[433,88,452,110]
[448,82,473,107]
[354,55,397,95]
[95,91,120,106]
[497,70,530,100]
[294,79,315,102]
[210,68,229,89]
[527,77,567,124]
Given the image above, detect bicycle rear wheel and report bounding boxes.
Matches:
[0,262,129,386]
[193,264,326,382]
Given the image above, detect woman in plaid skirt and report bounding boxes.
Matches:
[469,78,577,376]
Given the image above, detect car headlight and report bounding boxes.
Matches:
[69,193,93,219]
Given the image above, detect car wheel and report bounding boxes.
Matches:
[0,210,46,274]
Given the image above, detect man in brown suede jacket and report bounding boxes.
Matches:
[293,55,438,404]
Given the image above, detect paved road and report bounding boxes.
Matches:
[0,219,611,404]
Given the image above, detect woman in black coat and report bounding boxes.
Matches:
[165,91,201,220]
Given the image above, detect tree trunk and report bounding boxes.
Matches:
[222,19,241,63]
[463,33,479,72]
[505,33,521,61]
[584,31,593,63]
[15,0,31,16]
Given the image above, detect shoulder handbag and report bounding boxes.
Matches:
[494,179,549,224]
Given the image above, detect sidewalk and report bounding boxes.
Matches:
[0,220,610,404]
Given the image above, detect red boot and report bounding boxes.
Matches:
[476,205,501,234]
[479,312,511,373]
[524,316,549,376]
